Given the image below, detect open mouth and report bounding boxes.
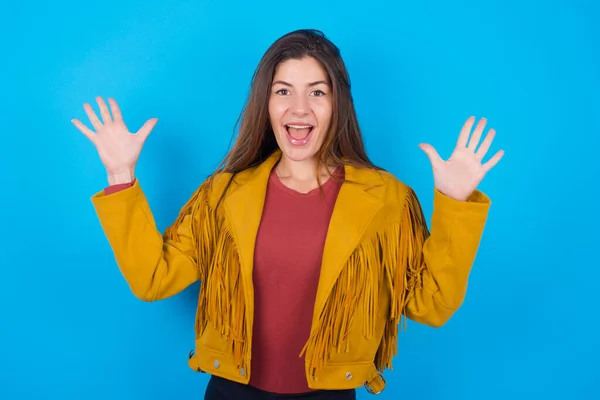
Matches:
[285,124,314,146]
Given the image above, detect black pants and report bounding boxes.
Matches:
[204,375,357,400]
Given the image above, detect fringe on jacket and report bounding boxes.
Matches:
[164,179,429,376]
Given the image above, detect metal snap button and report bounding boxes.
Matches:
[345,372,352,380]
[214,360,220,368]
[240,368,245,376]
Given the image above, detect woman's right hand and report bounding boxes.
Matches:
[72,96,158,185]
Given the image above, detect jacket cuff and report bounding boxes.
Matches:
[433,189,491,213]
[91,178,141,204]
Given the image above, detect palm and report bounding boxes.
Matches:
[71,97,158,175]
[419,117,504,201]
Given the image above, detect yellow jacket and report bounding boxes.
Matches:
[91,150,490,394]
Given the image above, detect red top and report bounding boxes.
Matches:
[104,167,343,394]
[249,168,343,393]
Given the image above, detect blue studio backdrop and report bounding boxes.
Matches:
[1,0,598,399]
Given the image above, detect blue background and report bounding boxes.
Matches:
[1,0,598,399]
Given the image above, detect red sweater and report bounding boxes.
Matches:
[104,168,342,394]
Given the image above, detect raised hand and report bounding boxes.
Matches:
[72,97,158,184]
[418,116,504,201]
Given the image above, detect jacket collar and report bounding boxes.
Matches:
[223,150,385,321]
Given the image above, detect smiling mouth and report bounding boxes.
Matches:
[284,124,314,146]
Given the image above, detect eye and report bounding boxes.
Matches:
[275,88,290,95]
[311,90,326,97]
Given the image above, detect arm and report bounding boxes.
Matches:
[91,179,201,302]
[401,116,502,327]
[402,188,490,327]
[72,97,199,301]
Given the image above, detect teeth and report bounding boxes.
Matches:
[287,124,313,129]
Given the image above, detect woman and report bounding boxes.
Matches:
[72,29,503,399]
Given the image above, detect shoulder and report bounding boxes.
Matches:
[378,169,413,196]
[190,163,263,209]
[350,166,417,203]
[349,166,423,224]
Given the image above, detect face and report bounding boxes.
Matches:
[268,56,333,163]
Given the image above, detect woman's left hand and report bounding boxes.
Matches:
[418,116,504,201]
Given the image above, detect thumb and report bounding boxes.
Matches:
[418,143,443,167]
[136,118,158,142]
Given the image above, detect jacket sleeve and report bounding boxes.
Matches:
[402,188,491,327]
[91,179,201,302]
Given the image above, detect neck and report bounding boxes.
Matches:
[275,155,333,182]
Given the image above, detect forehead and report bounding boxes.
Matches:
[272,56,329,83]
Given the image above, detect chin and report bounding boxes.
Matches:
[280,146,319,162]
[275,127,322,163]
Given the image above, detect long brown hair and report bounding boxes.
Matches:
[216,29,380,174]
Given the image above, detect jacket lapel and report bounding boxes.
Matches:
[223,152,281,323]
[312,165,384,325]
[222,151,385,331]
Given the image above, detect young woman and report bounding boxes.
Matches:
[72,29,503,399]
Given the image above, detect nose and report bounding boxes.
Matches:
[291,95,309,116]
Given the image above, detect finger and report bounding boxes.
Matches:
[456,116,475,148]
[468,118,487,152]
[419,143,443,168]
[71,118,96,143]
[108,98,123,121]
[136,118,159,142]
[83,103,103,131]
[482,149,505,173]
[475,128,496,160]
[96,96,113,124]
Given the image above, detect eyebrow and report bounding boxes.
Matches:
[271,80,330,87]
